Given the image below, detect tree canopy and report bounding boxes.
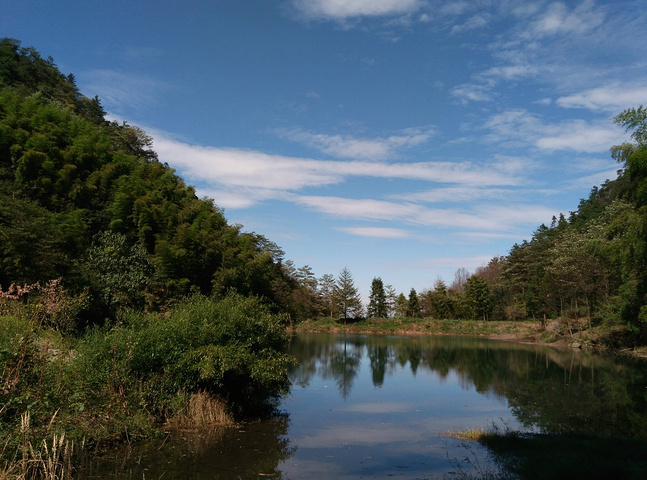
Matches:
[0,38,317,326]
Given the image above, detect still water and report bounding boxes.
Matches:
[82,333,647,479]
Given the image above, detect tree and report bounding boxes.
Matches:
[333,267,363,320]
[406,288,420,318]
[450,267,470,294]
[83,231,152,316]
[395,293,408,317]
[385,284,397,317]
[466,275,491,321]
[427,279,453,319]
[367,277,388,318]
[318,274,336,318]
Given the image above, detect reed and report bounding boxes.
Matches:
[0,412,75,480]
[169,391,234,429]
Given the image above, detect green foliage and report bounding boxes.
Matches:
[466,275,491,321]
[75,294,294,420]
[0,38,309,323]
[367,277,387,318]
[333,267,363,320]
[406,288,420,318]
[1,294,294,453]
[83,231,152,315]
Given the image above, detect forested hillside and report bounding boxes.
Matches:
[0,40,305,470]
[414,105,647,343]
[0,38,318,326]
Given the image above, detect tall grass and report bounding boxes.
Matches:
[1,292,294,477]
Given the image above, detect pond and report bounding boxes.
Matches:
[81,333,647,479]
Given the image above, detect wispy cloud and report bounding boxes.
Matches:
[292,0,423,20]
[338,227,412,239]
[152,131,527,207]
[556,84,647,112]
[276,126,436,160]
[291,194,555,233]
[80,69,170,112]
[391,186,518,204]
[450,13,491,34]
[482,109,627,153]
[525,0,605,38]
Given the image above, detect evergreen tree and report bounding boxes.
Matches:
[318,273,336,318]
[333,267,363,320]
[466,275,492,321]
[406,288,420,318]
[367,277,388,318]
[395,293,408,317]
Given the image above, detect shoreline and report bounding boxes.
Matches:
[289,317,647,359]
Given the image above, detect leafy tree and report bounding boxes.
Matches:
[367,277,388,318]
[395,293,408,317]
[424,279,454,319]
[333,267,363,320]
[83,231,152,315]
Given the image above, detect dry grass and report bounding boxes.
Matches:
[443,428,488,441]
[169,391,234,429]
[1,412,74,480]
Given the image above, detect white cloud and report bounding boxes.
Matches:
[293,0,422,20]
[276,127,436,160]
[291,194,553,233]
[152,132,525,206]
[527,0,604,38]
[80,69,170,112]
[451,83,493,103]
[450,13,491,34]
[391,186,516,203]
[291,195,423,221]
[153,136,342,191]
[482,109,627,153]
[338,227,412,238]
[556,84,647,112]
[535,121,623,153]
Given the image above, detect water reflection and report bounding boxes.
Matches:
[288,333,647,438]
[83,334,647,479]
[79,416,293,479]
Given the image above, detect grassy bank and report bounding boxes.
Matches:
[293,316,646,356]
[0,294,294,479]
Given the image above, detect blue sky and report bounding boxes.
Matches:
[3,0,647,300]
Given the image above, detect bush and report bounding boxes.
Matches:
[73,293,295,426]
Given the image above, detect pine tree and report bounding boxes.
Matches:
[367,277,388,318]
[333,267,363,320]
[406,288,420,318]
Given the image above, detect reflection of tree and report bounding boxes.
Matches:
[81,415,294,479]
[326,336,362,399]
[289,333,647,438]
[368,345,389,386]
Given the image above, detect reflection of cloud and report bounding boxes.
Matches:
[296,423,417,448]
[339,402,413,414]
